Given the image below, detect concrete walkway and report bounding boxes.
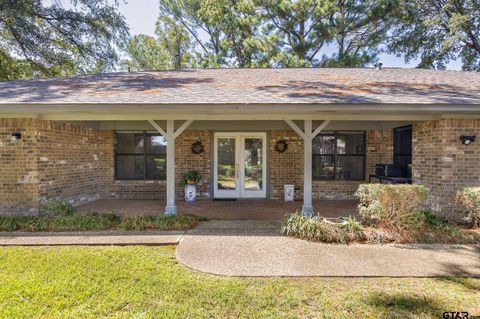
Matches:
[176,221,480,277]
[0,230,185,246]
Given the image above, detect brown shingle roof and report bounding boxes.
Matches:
[0,68,479,104]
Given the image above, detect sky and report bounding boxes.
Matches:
[117,0,463,70]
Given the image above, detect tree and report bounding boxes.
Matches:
[158,0,272,67]
[323,0,396,67]
[389,0,480,70]
[257,0,336,67]
[159,0,223,66]
[123,16,194,71]
[0,0,128,80]
[200,0,273,67]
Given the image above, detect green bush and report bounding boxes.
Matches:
[0,213,121,232]
[0,213,198,232]
[41,200,76,216]
[355,184,429,226]
[281,213,365,244]
[456,187,480,227]
[119,215,198,231]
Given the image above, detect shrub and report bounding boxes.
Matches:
[0,213,198,232]
[281,213,365,244]
[41,200,76,216]
[119,215,199,231]
[456,187,480,228]
[0,213,121,232]
[355,184,429,227]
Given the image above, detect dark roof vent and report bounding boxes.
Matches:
[374,62,383,70]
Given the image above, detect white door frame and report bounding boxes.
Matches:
[213,132,267,198]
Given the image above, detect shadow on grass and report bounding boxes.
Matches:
[366,292,444,319]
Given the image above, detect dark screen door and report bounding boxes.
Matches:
[393,125,412,177]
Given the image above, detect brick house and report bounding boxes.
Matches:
[1,68,479,219]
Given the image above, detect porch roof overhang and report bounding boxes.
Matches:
[2,102,480,121]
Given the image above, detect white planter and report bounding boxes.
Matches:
[184,184,197,202]
[284,184,295,202]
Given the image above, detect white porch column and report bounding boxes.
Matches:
[165,120,176,215]
[303,120,313,215]
[148,119,193,215]
[285,119,331,216]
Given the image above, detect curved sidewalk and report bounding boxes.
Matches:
[176,221,480,277]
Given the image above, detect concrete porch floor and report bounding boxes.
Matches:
[76,199,358,220]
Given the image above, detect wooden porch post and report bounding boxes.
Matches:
[285,119,331,216]
[148,119,193,215]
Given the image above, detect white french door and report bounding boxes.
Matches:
[214,132,267,198]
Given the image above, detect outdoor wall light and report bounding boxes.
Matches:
[460,135,476,145]
[10,132,22,142]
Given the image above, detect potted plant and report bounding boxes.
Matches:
[181,170,201,202]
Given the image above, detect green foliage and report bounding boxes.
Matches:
[0,213,198,232]
[281,213,365,244]
[0,0,128,80]
[0,213,120,232]
[119,215,198,231]
[122,16,194,71]
[122,0,395,69]
[456,187,480,227]
[180,170,201,187]
[388,0,480,71]
[355,184,429,226]
[41,200,76,217]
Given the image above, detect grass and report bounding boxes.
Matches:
[0,246,478,318]
[0,214,199,232]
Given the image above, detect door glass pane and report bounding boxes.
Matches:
[244,138,263,190]
[217,138,236,190]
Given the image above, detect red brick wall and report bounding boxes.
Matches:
[175,130,211,198]
[0,118,40,215]
[0,118,114,215]
[366,129,393,177]
[413,119,480,219]
[269,130,304,199]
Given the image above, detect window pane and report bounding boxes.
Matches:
[312,135,335,154]
[146,135,167,154]
[217,138,236,190]
[146,155,166,179]
[336,156,364,180]
[244,138,263,190]
[116,133,144,153]
[116,155,145,179]
[337,132,365,155]
[313,155,335,179]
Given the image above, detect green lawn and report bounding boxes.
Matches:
[0,246,479,319]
